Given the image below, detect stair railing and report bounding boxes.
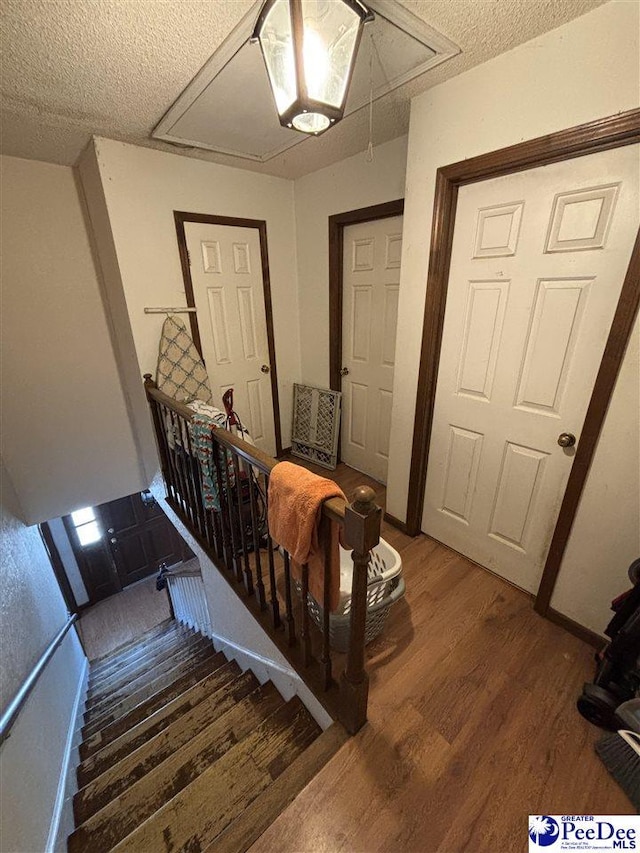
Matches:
[0,613,78,746]
[143,375,380,734]
[159,565,211,638]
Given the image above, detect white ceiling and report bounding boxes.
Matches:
[1,0,607,179]
[153,1,457,162]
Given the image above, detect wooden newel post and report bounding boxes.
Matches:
[143,373,157,397]
[339,485,381,734]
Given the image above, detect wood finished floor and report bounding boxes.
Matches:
[77,575,172,661]
[251,460,633,852]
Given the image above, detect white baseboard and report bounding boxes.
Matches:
[209,631,299,681]
[46,654,89,853]
[208,631,333,731]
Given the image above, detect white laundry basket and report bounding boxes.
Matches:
[295,537,404,653]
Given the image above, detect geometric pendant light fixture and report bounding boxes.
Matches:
[252,0,374,135]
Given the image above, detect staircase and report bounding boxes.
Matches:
[69,619,345,852]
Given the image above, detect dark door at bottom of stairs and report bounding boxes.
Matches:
[66,492,193,605]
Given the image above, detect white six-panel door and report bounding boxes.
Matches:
[422,145,639,593]
[341,215,403,483]
[185,222,277,456]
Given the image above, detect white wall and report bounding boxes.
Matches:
[387,0,640,523]
[48,518,89,607]
[551,316,640,635]
[83,137,302,451]
[0,459,87,852]
[382,0,640,635]
[0,155,145,524]
[294,135,408,388]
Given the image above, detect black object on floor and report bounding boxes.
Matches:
[577,558,640,730]
[596,729,640,810]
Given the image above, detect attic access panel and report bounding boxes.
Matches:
[152,0,459,163]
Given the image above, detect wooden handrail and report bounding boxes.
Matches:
[143,374,379,733]
[144,376,346,524]
[0,613,78,747]
[164,569,202,579]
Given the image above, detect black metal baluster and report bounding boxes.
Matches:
[224,449,243,585]
[231,454,253,596]
[283,551,296,646]
[181,418,202,534]
[321,516,332,689]
[165,408,188,516]
[263,474,281,629]
[158,403,179,507]
[247,469,266,610]
[212,508,223,559]
[149,399,176,504]
[301,562,311,666]
[183,423,206,540]
[212,437,233,575]
[169,410,194,523]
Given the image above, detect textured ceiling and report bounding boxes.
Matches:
[1,0,607,178]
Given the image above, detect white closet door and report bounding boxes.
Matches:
[341,215,403,483]
[422,144,639,593]
[185,221,276,455]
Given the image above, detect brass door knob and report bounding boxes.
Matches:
[557,432,576,448]
[261,364,270,374]
[340,367,350,376]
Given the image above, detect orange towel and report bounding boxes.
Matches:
[268,461,346,612]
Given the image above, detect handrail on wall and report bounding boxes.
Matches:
[0,613,78,747]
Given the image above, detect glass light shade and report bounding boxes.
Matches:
[253,0,372,135]
[292,112,331,133]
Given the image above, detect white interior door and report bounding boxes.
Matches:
[422,144,639,593]
[184,221,277,456]
[341,215,403,483]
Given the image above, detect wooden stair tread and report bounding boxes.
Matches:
[74,669,261,822]
[89,620,182,675]
[85,635,210,718]
[87,627,197,698]
[88,618,175,667]
[109,698,321,853]
[79,652,228,760]
[88,626,195,690]
[208,722,349,853]
[69,683,285,851]
[73,622,342,853]
[88,631,195,693]
[77,660,243,786]
[82,644,217,738]
[86,631,204,708]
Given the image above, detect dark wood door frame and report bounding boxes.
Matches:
[62,514,122,604]
[404,108,640,618]
[174,211,283,457]
[39,522,80,615]
[328,199,405,394]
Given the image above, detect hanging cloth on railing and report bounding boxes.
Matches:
[156,315,212,404]
[189,415,228,512]
[186,400,258,511]
[267,461,346,612]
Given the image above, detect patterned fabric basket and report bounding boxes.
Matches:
[294,537,404,653]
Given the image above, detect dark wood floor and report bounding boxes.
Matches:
[251,460,633,852]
